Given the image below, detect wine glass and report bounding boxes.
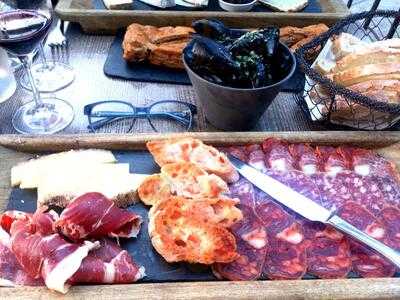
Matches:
[0,10,74,134]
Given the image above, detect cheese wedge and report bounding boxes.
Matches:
[11,149,117,188]
[37,171,148,208]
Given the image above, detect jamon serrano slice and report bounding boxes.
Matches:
[212,205,267,280]
[262,138,295,172]
[338,201,396,277]
[147,138,239,183]
[56,193,142,241]
[6,215,97,293]
[148,196,240,264]
[69,238,145,284]
[0,226,43,287]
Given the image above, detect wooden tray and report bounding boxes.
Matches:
[1,131,400,299]
[55,0,349,34]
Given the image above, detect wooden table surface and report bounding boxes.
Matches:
[0,1,399,135]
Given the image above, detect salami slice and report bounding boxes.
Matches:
[379,206,400,250]
[289,143,318,175]
[263,239,307,280]
[225,146,248,162]
[316,146,349,176]
[341,174,386,216]
[311,172,352,210]
[303,222,352,279]
[255,199,307,279]
[338,201,396,277]
[212,205,267,280]
[247,149,268,173]
[376,176,400,208]
[229,178,256,209]
[262,138,295,172]
[346,147,398,178]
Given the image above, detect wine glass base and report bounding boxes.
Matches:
[20,61,75,93]
[12,97,74,134]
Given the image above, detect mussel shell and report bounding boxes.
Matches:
[192,19,245,42]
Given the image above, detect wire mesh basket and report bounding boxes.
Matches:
[295,10,400,130]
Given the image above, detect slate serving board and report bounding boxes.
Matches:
[93,0,322,12]
[8,149,399,282]
[104,31,305,92]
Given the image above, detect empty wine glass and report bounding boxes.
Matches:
[0,10,74,134]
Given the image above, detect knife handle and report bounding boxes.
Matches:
[328,215,400,268]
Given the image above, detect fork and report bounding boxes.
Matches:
[47,19,70,63]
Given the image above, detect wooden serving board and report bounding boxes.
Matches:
[1,131,400,299]
[55,0,349,34]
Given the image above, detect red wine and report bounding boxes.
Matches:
[0,10,52,56]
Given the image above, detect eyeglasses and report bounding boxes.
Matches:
[84,100,197,133]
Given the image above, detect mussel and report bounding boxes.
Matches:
[185,20,288,89]
[192,19,244,43]
[184,36,241,85]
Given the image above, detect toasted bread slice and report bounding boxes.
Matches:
[161,162,229,199]
[37,171,148,208]
[147,138,239,183]
[11,149,116,188]
[148,196,239,264]
[137,174,172,206]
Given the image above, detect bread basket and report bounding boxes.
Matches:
[295,10,400,130]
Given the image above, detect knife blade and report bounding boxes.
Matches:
[228,154,400,268]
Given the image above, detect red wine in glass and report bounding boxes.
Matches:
[0,10,74,134]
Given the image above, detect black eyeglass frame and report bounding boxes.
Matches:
[84,100,197,133]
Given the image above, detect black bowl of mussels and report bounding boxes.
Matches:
[183,19,296,131]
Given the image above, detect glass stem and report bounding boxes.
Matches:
[39,43,49,68]
[20,56,43,106]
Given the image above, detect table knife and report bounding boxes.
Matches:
[228,154,400,268]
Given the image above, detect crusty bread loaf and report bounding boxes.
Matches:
[37,172,148,208]
[11,149,116,188]
[333,49,400,73]
[331,33,365,60]
[330,63,400,87]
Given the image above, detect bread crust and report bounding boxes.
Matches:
[122,23,193,69]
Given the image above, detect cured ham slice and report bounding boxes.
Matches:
[262,138,295,172]
[147,138,239,183]
[6,214,97,293]
[212,205,268,280]
[56,193,142,241]
[0,226,43,287]
[69,239,145,284]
